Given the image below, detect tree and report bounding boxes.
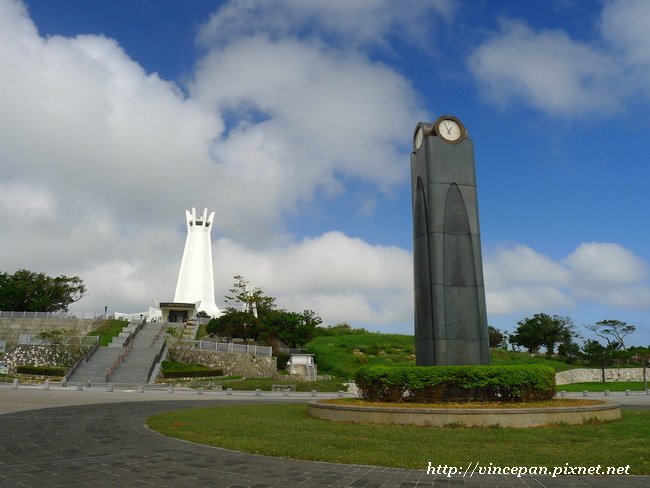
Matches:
[209,275,324,347]
[0,269,86,312]
[629,346,650,391]
[585,320,636,350]
[509,313,577,355]
[224,275,275,318]
[261,309,323,348]
[488,326,507,349]
[557,339,581,363]
[206,310,262,344]
[581,340,620,382]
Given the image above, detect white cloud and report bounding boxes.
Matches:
[563,242,647,286]
[193,36,421,187]
[0,0,423,324]
[483,244,569,288]
[468,20,620,116]
[197,0,455,50]
[563,242,650,308]
[469,0,650,116]
[2,1,647,335]
[484,242,650,315]
[486,286,573,315]
[190,35,426,238]
[211,231,412,326]
[601,0,650,66]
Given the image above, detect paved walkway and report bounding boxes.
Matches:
[0,385,648,487]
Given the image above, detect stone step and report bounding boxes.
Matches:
[68,321,167,384]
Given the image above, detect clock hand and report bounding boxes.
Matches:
[444,123,453,135]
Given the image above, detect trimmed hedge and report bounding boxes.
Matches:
[355,364,556,402]
[15,365,67,376]
[160,362,224,378]
[161,369,224,378]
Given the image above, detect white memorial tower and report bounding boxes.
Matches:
[173,208,221,317]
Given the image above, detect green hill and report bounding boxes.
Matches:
[306,332,575,378]
[307,333,415,379]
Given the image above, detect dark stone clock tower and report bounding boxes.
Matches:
[410,116,490,366]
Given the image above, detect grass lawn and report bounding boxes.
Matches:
[146,403,649,474]
[307,333,415,378]
[559,381,648,392]
[158,376,346,392]
[88,319,128,346]
[195,323,208,340]
[489,349,576,372]
[306,333,577,378]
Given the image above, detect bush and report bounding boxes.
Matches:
[161,369,224,378]
[160,360,223,378]
[355,364,556,403]
[275,352,290,369]
[15,365,67,376]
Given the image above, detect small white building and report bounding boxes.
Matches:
[286,353,317,380]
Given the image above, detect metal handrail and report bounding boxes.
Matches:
[64,336,100,382]
[122,318,146,349]
[147,339,167,384]
[105,340,134,382]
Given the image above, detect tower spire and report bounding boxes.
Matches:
[174,208,221,317]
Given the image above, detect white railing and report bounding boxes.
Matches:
[0,311,101,319]
[193,340,272,357]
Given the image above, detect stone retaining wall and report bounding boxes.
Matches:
[2,345,80,368]
[556,368,645,385]
[170,350,277,378]
[0,318,98,344]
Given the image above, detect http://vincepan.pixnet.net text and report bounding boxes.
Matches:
[426,462,631,478]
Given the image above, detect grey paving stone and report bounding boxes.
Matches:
[0,395,648,487]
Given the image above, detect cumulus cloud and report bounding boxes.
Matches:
[469,0,650,116]
[197,0,455,50]
[468,20,620,115]
[563,242,650,308]
[484,243,650,314]
[601,0,650,66]
[0,0,423,326]
[2,0,646,333]
[211,231,412,326]
[192,35,423,237]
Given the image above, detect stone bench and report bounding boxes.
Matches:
[271,384,296,392]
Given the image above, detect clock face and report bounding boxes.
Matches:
[413,125,424,151]
[438,119,461,142]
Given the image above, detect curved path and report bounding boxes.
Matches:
[0,386,648,487]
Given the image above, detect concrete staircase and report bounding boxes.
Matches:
[67,347,124,385]
[109,322,166,384]
[68,321,167,385]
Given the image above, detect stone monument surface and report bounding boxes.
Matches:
[410,116,489,366]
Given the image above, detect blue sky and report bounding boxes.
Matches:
[1,0,648,346]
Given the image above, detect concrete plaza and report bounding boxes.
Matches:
[0,384,648,487]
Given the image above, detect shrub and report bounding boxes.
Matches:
[355,364,556,403]
[275,353,290,370]
[15,365,67,376]
[160,361,223,378]
[161,369,224,378]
